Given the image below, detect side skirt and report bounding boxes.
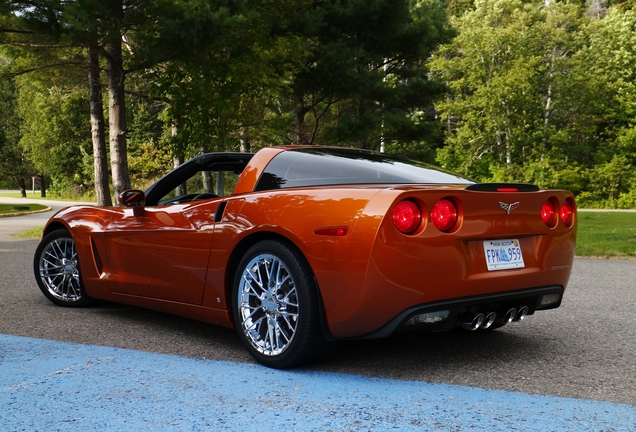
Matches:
[111,292,235,329]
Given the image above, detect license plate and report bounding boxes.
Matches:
[483,239,525,271]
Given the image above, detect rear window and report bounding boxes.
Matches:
[255,148,472,191]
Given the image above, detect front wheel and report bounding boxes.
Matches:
[233,239,330,368]
[33,228,93,307]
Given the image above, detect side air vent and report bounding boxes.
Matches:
[465,183,540,192]
[90,237,103,275]
[214,201,227,222]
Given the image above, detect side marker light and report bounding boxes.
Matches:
[314,226,349,236]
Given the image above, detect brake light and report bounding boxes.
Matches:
[541,198,558,227]
[497,187,518,192]
[560,199,574,228]
[392,200,422,234]
[431,199,458,232]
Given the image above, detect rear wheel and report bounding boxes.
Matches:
[233,239,330,368]
[33,229,93,307]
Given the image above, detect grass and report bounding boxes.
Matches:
[14,226,44,239]
[0,192,48,199]
[575,211,636,258]
[0,203,48,215]
[0,192,94,202]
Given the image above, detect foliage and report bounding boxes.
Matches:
[0,0,636,207]
[16,77,93,197]
[279,0,455,150]
[429,0,636,207]
[0,58,33,195]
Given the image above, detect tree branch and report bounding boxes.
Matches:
[6,61,86,77]
[124,89,171,104]
[0,28,36,34]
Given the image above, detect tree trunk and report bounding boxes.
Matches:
[13,177,26,197]
[216,171,225,196]
[239,127,250,153]
[357,99,367,149]
[201,141,214,193]
[172,121,187,196]
[88,45,113,206]
[293,95,310,145]
[39,176,46,197]
[107,37,131,204]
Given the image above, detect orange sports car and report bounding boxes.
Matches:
[33,146,576,368]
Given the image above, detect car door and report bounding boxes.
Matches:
[104,199,220,305]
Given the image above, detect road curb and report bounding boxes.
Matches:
[0,207,52,219]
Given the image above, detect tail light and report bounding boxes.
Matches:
[560,198,575,228]
[431,199,458,232]
[541,198,558,228]
[392,200,422,234]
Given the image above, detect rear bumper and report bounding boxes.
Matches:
[344,285,563,340]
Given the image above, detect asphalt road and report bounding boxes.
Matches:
[0,201,635,406]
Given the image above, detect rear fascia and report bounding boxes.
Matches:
[323,186,576,339]
[346,285,564,340]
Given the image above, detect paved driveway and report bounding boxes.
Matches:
[1,199,634,430]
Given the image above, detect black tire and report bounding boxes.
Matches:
[33,228,93,307]
[232,239,330,368]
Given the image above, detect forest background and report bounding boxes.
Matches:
[1,0,635,208]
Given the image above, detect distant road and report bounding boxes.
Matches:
[0,196,94,241]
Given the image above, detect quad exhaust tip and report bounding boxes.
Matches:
[460,306,529,331]
[514,306,529,321]
[461,313,484,331]
[495,308,517,326]
[482,312,497,329]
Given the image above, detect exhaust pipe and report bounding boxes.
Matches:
[514,306,529,321]
[496,308,517,326]
[482,312,497,329]
[461,313,485,331]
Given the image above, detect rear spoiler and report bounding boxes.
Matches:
[465,183,540,192]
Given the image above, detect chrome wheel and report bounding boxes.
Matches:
[34,229,91,306]
[238,253,299,357]
[233,240,330,368]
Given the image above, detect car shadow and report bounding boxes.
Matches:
[35,299,560,379]
[308,326,554,381]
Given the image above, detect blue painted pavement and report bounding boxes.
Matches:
[1,334,634,431]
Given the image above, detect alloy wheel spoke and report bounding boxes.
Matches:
[279,291,298,308]
[44,269,65,278]
[43,259,64,270]
[242,279,261,299]
[244,269,265,295]
[274,317,292,344]
[277,309,298,322]
[267,316,278,351]
[267,259,279,291]
[52,240,67,260]
[242,305,263,326]
[244,314,265,332]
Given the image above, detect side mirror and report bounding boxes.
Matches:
[119,190,146,216]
